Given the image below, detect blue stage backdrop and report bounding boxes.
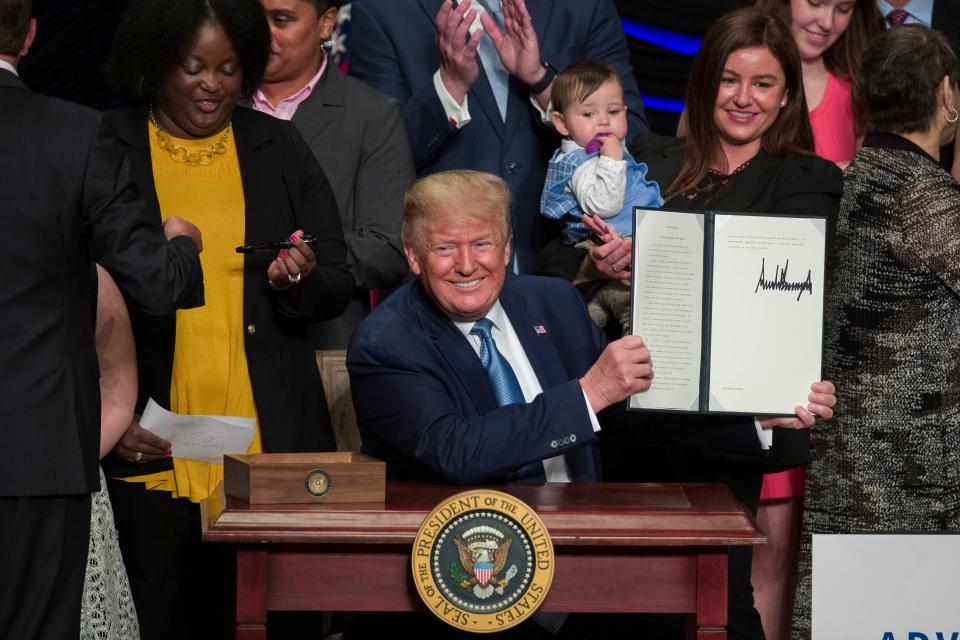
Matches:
[615,0,748,135]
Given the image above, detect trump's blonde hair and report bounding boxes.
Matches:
[402,171,513,250]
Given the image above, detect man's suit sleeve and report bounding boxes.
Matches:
[349,1,457,173]
[345,95,413,289]
[272,121,355,322]
[82,115,203,315]
[348,319,598,485]
[585,0,649,141]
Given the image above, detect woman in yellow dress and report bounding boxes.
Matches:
[99,0,353,637]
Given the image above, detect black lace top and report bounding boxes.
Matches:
[664,156,755,209]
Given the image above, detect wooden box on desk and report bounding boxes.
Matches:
[224,452,385,504]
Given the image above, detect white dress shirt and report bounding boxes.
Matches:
[876,0,934,26]
[0,60,18,76]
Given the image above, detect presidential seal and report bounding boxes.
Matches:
[411,489,554,633]
[304,469,331,497]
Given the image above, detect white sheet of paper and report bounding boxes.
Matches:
[139,398,256,464]
[629,209,704,411]
[707,215,825,414]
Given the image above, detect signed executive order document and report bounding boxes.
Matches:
[628,209,826,416]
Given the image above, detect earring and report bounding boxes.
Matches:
[322,39,334,51]
[947,108,959,124]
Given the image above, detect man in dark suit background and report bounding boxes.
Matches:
[348,0,649,274]
[0,1,203,636]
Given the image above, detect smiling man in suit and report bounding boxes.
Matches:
[347,170,654,486]
[348,170,838,638]
[348,0,648,274]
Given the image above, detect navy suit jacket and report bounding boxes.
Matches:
[348,0,649,272]
[347,273,776,485]
[347,275,605,484]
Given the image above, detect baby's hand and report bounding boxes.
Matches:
[584,134,606,154]
[599,133,623,161]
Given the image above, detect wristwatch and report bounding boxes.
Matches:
[527,59,558,95]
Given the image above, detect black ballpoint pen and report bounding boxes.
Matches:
[235,235,320,253]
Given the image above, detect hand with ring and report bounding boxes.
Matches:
[113,414,171,464]
[583,214,632,280]
[267,229,316,291]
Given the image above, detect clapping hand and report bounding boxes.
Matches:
[435,0,483,104]
[480,0,544,89]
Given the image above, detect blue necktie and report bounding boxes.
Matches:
[476,0,509,121]
[470,318,524,406]
[471,317,566,633]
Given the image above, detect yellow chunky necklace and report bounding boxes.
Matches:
[149,108,231,166]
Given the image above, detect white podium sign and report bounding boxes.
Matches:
[812,534,960,640]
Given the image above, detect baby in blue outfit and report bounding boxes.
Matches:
[541,61,663,333]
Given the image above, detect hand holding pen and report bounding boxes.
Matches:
[265,230,315,290]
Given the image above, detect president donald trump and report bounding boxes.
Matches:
[347,170,837,638]
[347,170,654,484]
[348,169,834,482]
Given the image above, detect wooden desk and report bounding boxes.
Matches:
[204,482,764,639]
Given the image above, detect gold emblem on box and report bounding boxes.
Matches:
[411,489,554,633]
[304,469,332,497]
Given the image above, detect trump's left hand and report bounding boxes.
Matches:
[267,230,315,291]
[758,380,836,430]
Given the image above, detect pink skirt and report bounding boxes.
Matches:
[759,466,806,501]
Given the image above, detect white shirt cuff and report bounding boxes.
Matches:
[530,95,554,125]
[754,418,772,450]
[582,390,601,433]
[433,70,471,129]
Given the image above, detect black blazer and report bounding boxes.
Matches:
[0,71,202,496]
[101,106,353,478]
[537,133,843,470]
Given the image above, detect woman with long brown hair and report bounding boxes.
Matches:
[755,0,883,165]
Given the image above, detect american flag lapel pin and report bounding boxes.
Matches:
[533,325,547,336]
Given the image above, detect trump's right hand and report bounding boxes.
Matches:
[163,215,203,253]
[580,335,653,412]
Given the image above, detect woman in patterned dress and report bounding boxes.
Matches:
[791,24,960,639]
